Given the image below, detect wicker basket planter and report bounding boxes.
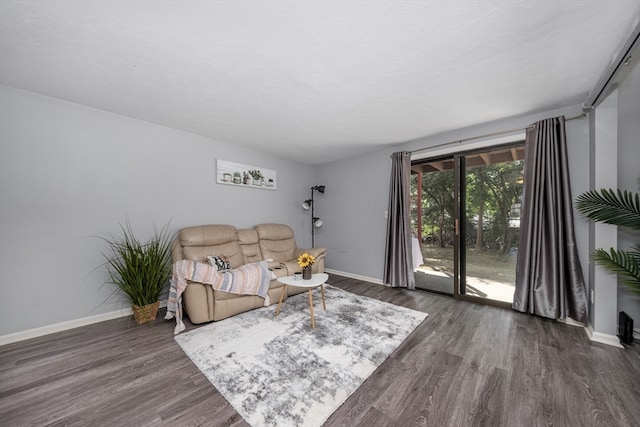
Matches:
[100,219,172,326]
[132,301,160,324]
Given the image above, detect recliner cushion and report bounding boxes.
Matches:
[179,224,237,246]
[238,228,263,264]
[254,223,297,262]
[179,225,244,268]
[254,223,295,240]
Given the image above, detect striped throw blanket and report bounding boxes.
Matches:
[165,260,273,334]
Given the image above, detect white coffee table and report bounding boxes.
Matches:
[275,273,329,328]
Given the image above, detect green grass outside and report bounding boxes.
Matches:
[420,245,516,284]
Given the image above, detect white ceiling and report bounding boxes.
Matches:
[1,1,639,165]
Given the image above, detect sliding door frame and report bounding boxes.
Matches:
[453,142,523,309]
[453,155,462,299]
[413,141,524,309]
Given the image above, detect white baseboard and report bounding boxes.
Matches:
[584,323,623,348]
[0,301,167,346]
[558,317,585,328]
[324,268,387,286]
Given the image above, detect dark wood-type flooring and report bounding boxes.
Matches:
[1,274,639,426]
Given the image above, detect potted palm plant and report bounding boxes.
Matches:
[101,220,173,324]
[576,179,640,296]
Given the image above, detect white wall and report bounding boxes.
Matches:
[616,57,640,327]
[587,56,640,339]
[317,104,591,291]
[3,81,629,340]
[591,90,619,336]
[0,85,317,336]
[316,148,392,280]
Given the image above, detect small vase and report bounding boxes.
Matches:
[303,267,312,280]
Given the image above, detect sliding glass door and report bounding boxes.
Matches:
[411,143,524,305]
[460,145,524,304]
[411,156,456,295]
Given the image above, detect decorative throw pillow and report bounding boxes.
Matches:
[206,255,231,271]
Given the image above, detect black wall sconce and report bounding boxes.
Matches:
[302,185,325,247]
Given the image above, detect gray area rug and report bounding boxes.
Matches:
[175,284,428,427]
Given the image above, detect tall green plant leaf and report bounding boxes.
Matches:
[592,248,640,296]
[576,188,640,231]
[577,178,640,298]
[101,219,173,307]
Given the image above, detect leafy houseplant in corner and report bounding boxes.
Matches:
[576,179,640,296]
[101,220,173,324]
[298,252,316,280]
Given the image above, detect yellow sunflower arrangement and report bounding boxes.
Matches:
[297,253,315,269]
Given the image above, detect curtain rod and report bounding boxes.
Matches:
[408,113,586,155]
[582,19,639,110]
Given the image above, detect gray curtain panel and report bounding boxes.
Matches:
[383,151,415,289]
[513,116,588,323]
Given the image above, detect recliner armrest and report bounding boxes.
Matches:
[279,260,301,276]
[267,260,282,270]
[293,247,326,260]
